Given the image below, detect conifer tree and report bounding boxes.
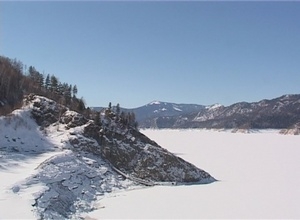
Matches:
[116,103,120,116]
[37,73,44,89]
[78,98,86,112]
[72,85,78,98]
[45,74,50,90]
[28,66,44,90]
[50,75,58,93]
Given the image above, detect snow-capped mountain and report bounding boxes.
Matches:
[141,94,300,131]
[0,94,215,219]
[92,101,205,126]
[134,101,205,121]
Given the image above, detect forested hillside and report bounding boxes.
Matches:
[0,56,85,115]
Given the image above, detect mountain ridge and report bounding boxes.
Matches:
[92,101,206,124]
[142,94,300,131]
[92,94,300,132]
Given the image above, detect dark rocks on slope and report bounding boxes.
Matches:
[27,94,67,127]
[60,111,88,128]
[83,122,215,184]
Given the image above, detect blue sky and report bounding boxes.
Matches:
[1,2,300,108]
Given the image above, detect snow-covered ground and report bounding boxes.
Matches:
[0,151,62,219]
[87,129,300,219]
[0,104,134,219]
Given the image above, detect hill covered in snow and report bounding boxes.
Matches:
[131,95,300,132]
[0,94,215,219]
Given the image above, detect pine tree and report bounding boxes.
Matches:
[72,85,78,98]
[78,98,86,112]
[115,103,120,121]
[116,103,120,116]
[60,83,72,105]
[28,66,36,78]
[45,74,50,90]
[28,66,44,90]
[37,73,44,89]
[50,75,58,93]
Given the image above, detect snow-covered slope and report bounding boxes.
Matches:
[0,94,215,219]
[0,96,133,219]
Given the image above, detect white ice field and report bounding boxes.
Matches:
[88,129,300,219]
[1,129,300,219]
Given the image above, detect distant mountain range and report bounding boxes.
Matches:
[92,101,206,125]
[128,101,206,122]
[92,94,300,131]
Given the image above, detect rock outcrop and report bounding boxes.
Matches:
[17,94,215,219]
[26,93,67,127]
[83,125,213,183]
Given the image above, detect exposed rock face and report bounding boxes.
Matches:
[26,93,67,127]
[83,125,213,183]
[60,111,88,128]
